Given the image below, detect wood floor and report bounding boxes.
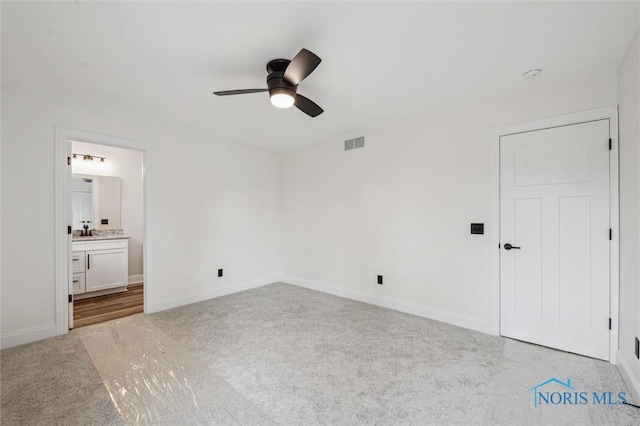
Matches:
[73,283,144,328]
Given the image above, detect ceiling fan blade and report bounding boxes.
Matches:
[213,89,268,96]
[294,94,323,118]
[283,49,321,86]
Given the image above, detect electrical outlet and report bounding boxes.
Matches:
[377,275,383,285]
[218,269,223,278]
[635,337,639,359]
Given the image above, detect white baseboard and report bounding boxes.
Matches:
[128,274,144,284]
[283,276,491,334]
[152,276,278,312]
[616,349,640,404]
[0,323,57,350]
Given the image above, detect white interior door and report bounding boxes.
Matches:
[500,119,610,360]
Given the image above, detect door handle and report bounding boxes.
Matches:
[504,243,521,250]
[87,254,90,269]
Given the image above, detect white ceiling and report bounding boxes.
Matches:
[2,1,638,151]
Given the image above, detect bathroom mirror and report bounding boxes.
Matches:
[72,174,122,230]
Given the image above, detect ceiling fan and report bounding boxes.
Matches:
[213,48,324,118]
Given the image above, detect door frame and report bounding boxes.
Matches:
[488,106,619,363]
[54,127,156,335]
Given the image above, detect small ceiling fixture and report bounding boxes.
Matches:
[523,68,543,79]
[72,153,105,162]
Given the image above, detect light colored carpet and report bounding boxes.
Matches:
[150,283,640,425]
[2,282,639,425]
[0,332,122,426]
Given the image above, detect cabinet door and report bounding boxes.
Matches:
[72,273,86,295]
[85,249,128,292]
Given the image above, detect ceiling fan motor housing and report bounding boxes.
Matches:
[266,59,297,98]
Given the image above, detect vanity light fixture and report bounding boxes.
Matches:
[72,153,106,163]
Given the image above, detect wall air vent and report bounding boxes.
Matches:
[344,136,365,151]
[344,139,354,151]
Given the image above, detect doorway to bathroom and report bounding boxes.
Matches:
[69,141,145,328]
[54,127,154,334]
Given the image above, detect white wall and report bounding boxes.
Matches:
[72,141,144,282]
[1,90,280,347]
[617,31,640,401]
[280,74,618,332]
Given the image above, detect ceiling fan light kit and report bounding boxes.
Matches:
[270,90,295,108]
[213,48,324,117]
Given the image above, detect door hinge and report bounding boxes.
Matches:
[68,294,73,303]
[67,225,72,235]
[609,138,612,150]
[67,156,71,166]
[609,229,612,240]
[609,318,612,330]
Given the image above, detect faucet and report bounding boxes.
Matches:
[81,221,93,237]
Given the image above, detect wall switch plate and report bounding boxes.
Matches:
[218,269,223,278]
[377,275,383,285]
[635,337,639,359]
[471,223,484,234]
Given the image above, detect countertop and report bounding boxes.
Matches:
[72,235,131,242]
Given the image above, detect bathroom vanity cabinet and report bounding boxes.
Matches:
[72,238,129,299]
